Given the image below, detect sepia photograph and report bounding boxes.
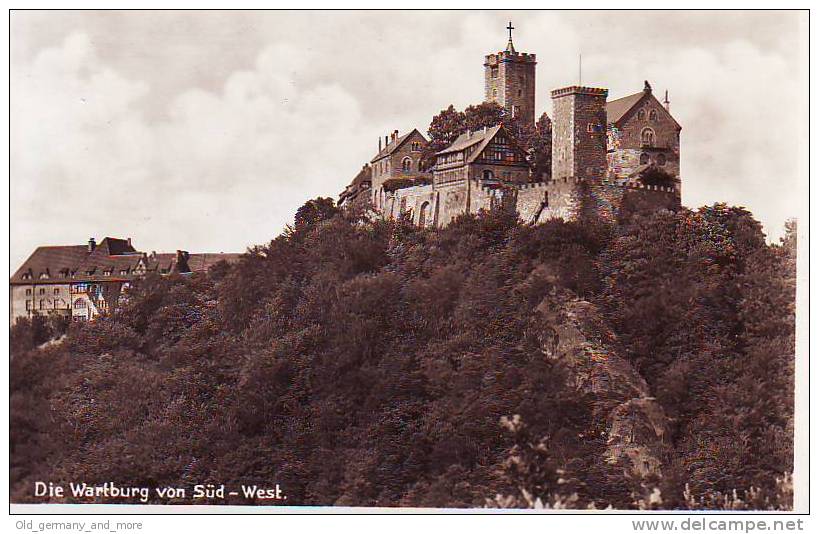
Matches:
[7,7,810,522]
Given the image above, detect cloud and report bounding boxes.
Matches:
[10,12,806,270]
[11,31,373,266]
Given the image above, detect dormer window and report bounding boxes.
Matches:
[39,272,50,279]
[22,272,31,280]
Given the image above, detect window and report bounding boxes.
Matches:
[637,109,646,121]
[641,128,655,147]
[492,88,498,98]
[53,288,60,295]
[74,299,85,309]
[544,191,549,207]
[483,170,495,180]
[491,66,498,79]
[640,153,650,165]
[657,153,667,166]
[418,202,431,227]
[25,300,31,310]
[39,288,45,295]
[25,288,31,296]
[517,89,522,97]
[39,300,46,310]
[649,109,658,121]
[402,157,412,172]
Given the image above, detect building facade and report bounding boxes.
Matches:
[10,237,240,326]
[341,26,682,228]
[484,33,537,125]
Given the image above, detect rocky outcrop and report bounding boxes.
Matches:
[535,296,669,483]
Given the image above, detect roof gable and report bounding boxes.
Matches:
[607,90,681,130]
[11,245,90,283]
[370,129,428,162]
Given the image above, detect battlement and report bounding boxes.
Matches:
[622,182,678,194]
[550,86,609,98]
[484,51,537,65]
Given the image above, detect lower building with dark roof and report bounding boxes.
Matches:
[10,237,240,326]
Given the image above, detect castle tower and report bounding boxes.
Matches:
[550,86,609,182]
[484,22,536,125]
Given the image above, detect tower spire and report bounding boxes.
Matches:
[506,21,515,52]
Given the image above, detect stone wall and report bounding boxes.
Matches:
[484,50,537,125]
[551,86,609,182]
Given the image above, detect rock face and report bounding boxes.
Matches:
[536,296,669,483]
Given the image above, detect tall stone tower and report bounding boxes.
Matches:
[550,86,609,181]
[484,22,536,125]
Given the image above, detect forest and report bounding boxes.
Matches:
[10,198,795,509]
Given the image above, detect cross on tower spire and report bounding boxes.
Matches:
[506,21,516,52]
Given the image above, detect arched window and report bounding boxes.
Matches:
[657,153,667,166]
[483,169,495,180]
[74,299,85,309]
[637,109,646,121]
[492,88,498,98]
[402,157,412,172]
[641,128,655,147]
[649,109,658,121]
[639,153,650,165]
[418,202,431,227]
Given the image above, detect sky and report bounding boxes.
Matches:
[10,10,808,269]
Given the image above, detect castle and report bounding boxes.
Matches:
[339,24,682,226]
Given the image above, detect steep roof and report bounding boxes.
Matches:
[187,253,242,272]
[11,238,242,284]
[606,88,681,130]
[10,245,90,283]
[606,91,646,125]
[437,124,503,159]
[339,164,373,203]
[370,129,427,163]
[436,124,527,165]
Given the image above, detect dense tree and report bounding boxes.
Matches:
[10,198,795,510]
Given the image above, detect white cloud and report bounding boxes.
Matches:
[10,11,806,269]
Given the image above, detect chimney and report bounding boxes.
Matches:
[378,137,382,152]
[392,129,398,141]
[88,237,96,252]
[663,90,670,112]
[385,135,389,146]
[175,250,191,273]
[126,237,132,248]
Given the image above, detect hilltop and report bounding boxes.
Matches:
[10,200,795,509]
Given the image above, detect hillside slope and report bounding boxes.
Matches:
[10,200,795,509]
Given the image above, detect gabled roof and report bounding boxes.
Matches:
[436,124,525,165]
[11,237,242,284]
[11,245,89,283]
[606,92,646,125]
[187,253,242,272]
[437,124,503,158]
[606,89,681,130]
[370,129,427,163]
[339,164,373,203]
